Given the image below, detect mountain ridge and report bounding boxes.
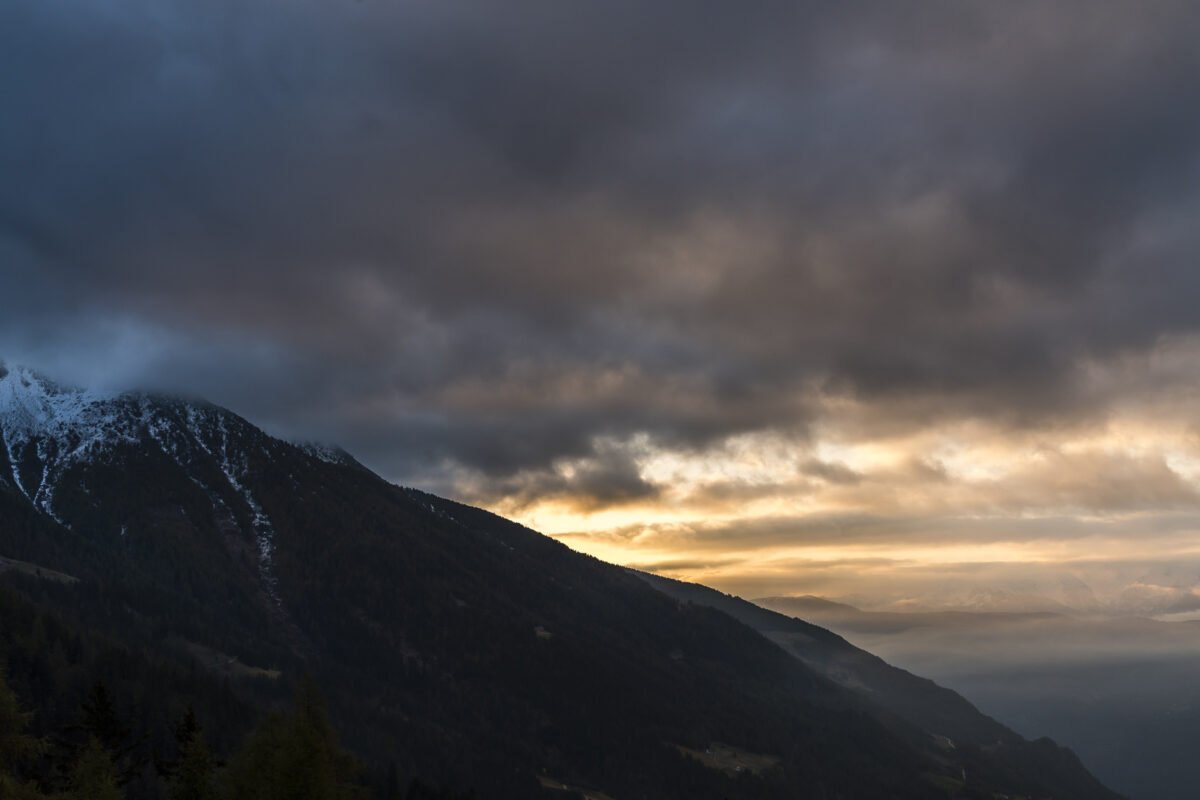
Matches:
[0,363,1125,799]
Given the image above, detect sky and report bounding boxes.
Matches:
[6,0,1200,609]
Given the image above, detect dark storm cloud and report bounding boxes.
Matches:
[800,459,863,486]
[459,436,661,512]
[5,0,1200,490]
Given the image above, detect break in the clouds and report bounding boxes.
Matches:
[6,0,1200,604]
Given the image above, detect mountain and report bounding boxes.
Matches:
[753,596,1062,635]
[636,574,1138,799]
[636,575,1021,748]
[806,568,1200,617]
[755,594,1200,800]
[0,363,1123,799]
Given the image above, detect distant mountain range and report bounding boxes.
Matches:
[0,362,1123,799]
[818,571,1200,617]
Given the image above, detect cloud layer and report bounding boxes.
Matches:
[6,1,1200,601]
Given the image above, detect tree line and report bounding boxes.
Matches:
[0,669,479,800]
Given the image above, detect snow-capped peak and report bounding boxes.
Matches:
[0,363,124,443]
[0,361,292,608]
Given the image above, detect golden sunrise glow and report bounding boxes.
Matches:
[487,360,1200,606]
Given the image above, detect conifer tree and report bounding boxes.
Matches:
[169,732,218,800]
[66,738,122,800]
[224,677,365,800]
[69,681,147,789]
[157,706,219,800]
[0,668,47,800]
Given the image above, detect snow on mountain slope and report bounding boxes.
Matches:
[0,363,125,518]
[0,361,318,606]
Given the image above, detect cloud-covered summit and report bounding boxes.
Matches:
[6,0,1200,598]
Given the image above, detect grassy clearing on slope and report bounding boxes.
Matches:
[168,636,282,679]
[0,554,78,583]
[670,741,780,777]
[536,774,617,800]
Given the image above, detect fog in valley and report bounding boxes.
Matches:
[758,575,1200,800]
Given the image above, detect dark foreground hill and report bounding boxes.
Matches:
[0,363,1123,799]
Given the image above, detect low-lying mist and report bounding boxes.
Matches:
[756,596,1200,800]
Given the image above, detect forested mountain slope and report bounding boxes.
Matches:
[0,363,1123,799]
[635,571,1121,798]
